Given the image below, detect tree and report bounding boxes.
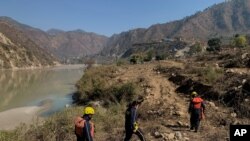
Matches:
[130,54,143,64]
[189,42,203,55]
[144,50,154,62]
[155,54,166,60]
[232,35,247,48]
[207,38,221,52]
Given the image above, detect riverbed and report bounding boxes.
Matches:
[0,64,84,130]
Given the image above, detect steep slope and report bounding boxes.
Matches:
[0,20,56,69]
[1,53,250,140]
[0,17,108,60]
[48,29,108,59]
[173,0,250,39]
[73,59,250,141]
[102,0,250,56]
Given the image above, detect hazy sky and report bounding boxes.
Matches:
[0,0,224,36]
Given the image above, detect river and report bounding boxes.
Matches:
[0,65,84,130]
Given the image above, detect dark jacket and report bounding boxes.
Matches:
[125,106,137,130]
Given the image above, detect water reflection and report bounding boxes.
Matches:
[0,65,84,113]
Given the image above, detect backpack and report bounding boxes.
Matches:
[74,116,94,138]
[74,116,85,137]
[192,97,203,109]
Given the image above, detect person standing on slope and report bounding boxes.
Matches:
[124,100,146,141]
[74,106,95,141]
[188,91,205,132]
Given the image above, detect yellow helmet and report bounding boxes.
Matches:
[84,107,95,115]
[191,91,198,97]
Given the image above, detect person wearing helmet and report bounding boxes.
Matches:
[74,106,95,141]
[188,91,205,132]
[124,100,145,141]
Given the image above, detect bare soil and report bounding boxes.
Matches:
[101,60,249,141]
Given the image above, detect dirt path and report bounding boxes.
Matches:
[116,61,231,141]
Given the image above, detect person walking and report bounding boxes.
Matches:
[188,91,205,132]
[74,106,95,141]
[124,100,146,141]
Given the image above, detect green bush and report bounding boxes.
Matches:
[130,54,143,64]
[114,83,137,102]
[207,38,221,52]
[75,66,140,106]
[143,50,153,62]
[189,42,203,55]
[155,54,166,60]
[232,34,248,48]
[201,66,224,84]
[90,82,138,106]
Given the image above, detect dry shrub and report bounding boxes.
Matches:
[93,104,126,140]
[203,128,229,141]
[75,65,143,106]
[0,107,81,141]
[200,66,224,84]
[84,59,96,69]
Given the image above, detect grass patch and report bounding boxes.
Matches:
[0,107,78,141]
[200,66,224,84]
[75,65,143,106]
[0,104,128,141]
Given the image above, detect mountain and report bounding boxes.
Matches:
[0,17,108,61]
[47,29,108,60]
[2,0,250,63]
[102,0,250,56]
[47,29,65,36]
[0,19,56,69]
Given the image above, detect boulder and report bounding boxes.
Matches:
[153,131,163,138]
[230,112,237,118]
[168,133,175,140]
[175,131,182,140]
[174,111,185,117]
[208,101,216,107]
